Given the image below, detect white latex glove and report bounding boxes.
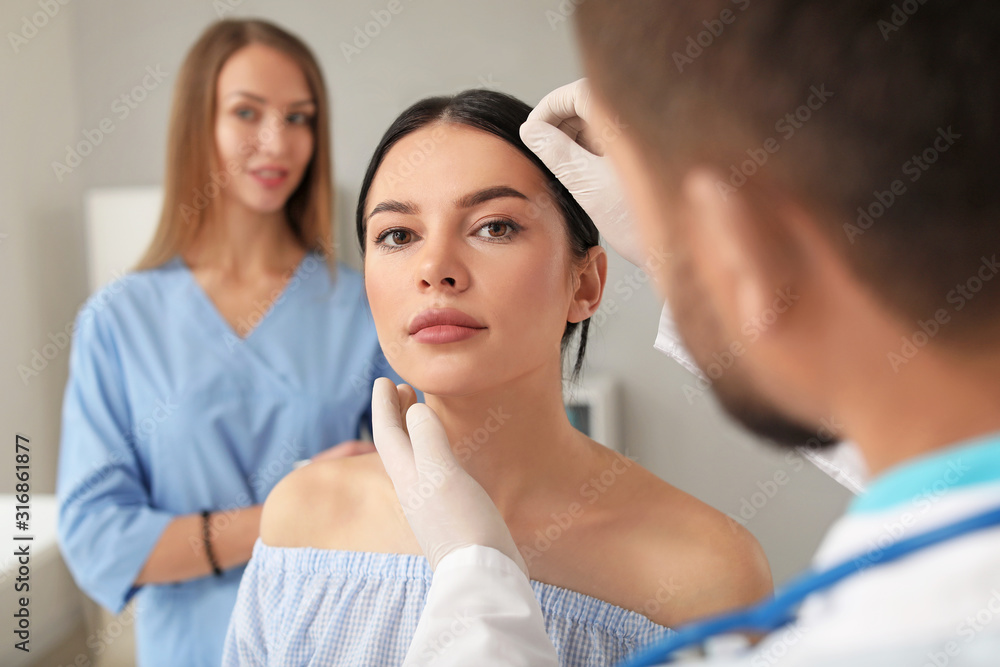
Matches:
[520,78,645,267]
[370,377,530,576]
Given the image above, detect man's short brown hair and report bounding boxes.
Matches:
[576,0,1000,344]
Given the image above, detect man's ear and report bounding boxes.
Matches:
[568,245,608,323]
[679,169,805,339]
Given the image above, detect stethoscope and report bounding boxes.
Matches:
[617,503,1000,666]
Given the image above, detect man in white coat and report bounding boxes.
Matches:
[370,1,1000,664]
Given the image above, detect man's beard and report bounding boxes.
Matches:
[666,243,840,452]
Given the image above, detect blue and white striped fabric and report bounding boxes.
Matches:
[223,539,674,666]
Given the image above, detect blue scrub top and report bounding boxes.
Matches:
[56,249,406,667]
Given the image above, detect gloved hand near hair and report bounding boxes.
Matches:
[520,77,645,267]
[523,80,869,497]
[370,377,530,577]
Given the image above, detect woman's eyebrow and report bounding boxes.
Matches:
[366,200,418,224]
[366,186,528,224]
[455,186,529,208]
[226,91,315,107]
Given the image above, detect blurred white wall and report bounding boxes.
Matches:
[2,3,91,664]
[1,0,851,664]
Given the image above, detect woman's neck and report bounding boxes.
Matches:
[187,200,303,278]
[423,360,598,522]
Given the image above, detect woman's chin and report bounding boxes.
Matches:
[395,367,491,400]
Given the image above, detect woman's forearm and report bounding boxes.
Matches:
[134,505,264,585]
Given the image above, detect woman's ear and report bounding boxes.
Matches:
[568,245,608,323]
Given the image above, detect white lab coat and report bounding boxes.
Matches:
[405,477,1000,666]
[401,306,1000,666]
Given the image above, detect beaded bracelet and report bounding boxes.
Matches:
[201,510,222,577]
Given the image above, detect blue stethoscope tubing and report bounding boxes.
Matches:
[617,504,1000,666]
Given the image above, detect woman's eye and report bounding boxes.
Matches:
[475,219,519,241]
[235,107,257,121]
[287,112,312,125]
[375,228,414,247]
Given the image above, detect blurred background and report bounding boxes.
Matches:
[0,0,851,664]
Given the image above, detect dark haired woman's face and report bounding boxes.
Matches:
[363,122,596,396]
[213,43,316,216]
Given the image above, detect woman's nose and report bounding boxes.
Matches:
[416,234,470,293]
[255,112,290,155]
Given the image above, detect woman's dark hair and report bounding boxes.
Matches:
[356,89,600,381]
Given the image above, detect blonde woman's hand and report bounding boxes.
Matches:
[310,440,377,462]
[370,377,529,576]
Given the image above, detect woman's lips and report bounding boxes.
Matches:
[408,308,486,344]
[250,168,288,188]
[411,324,485,344]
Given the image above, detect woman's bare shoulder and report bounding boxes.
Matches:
[259,452,410,551]
[518,443,771,629]
[609,465,774,627]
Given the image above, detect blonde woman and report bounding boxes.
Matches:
[56,19,403,667]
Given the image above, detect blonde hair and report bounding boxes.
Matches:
[133,18,336,276]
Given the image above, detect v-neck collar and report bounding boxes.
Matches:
[174,251,312,344]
